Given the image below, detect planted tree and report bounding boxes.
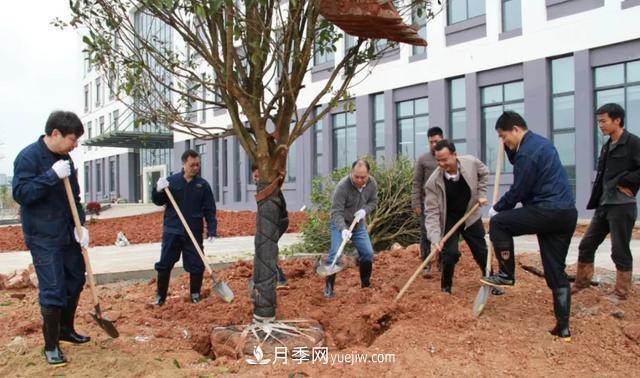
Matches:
[61,0,439,351]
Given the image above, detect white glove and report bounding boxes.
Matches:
[73,226,90,248]
[156,177,169,192]
[488,206,499,218]
[341,229,352,241]
[207,236,215,243]
[354,209,366,222]
[52,160,71,179]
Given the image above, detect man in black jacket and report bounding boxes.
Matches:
[573,103,640,301]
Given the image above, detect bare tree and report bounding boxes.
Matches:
[61,0,439,328]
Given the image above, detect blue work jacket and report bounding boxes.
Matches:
[495,131,575,212]
[12,136,85,246]
[152,172,217,238]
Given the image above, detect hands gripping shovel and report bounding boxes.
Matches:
[472,141,505,318]
[163,187,234,303]
[63,177,119,338]
[395,203,481,303]
[316,218,359,277]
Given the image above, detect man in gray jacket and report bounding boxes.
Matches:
[324,159,378,298]
[412,127,443,274]
[425,140,503,295]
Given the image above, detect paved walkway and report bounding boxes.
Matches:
[1,233,638,284]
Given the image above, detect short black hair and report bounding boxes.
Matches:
[427,126,444,138]
[45,111,84,137]
[351,159,370,172]
[596,103,625,127]
[434,139,456,153]
[495,110,528,131]
[181,149,199,162]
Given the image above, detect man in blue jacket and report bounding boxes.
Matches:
[152,149,217,305]
[573,103,640,301]
[13,111,90,366]
[480,111,577,342]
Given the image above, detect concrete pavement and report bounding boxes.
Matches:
[1,233,638,284]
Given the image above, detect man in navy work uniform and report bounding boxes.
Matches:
[324,159,378,298]
[13,111,90,366]
[480,111,578,341]
[152,149,217,305]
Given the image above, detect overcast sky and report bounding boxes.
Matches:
[0,0,82,176]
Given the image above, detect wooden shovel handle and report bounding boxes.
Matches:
[395,202,481,303]
[485,142,505,276]
[63,177,100,308]
[164,187,214,277]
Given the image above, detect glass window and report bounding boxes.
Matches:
[95,78,102,107]
[99,116,105,134]
[285,122,296,183]
[481,81,524,173]
[314,29,335,66]
[201,73,207,123]
[448,0,486,25]
[372,94,385,162]
[84,84,90,112]
[551,56,575,94]
[113,110,119,130]
[196,143,206,179]
[450,78,467,154]
[594,60,640,161]
[396,97,429,161]
[313,107,323,177]
[109,160,116,192]
[502,0,522,32]
[212,139,220,201]
[332,111,357,169]
[551,56,575,191]
[222,139,228,187]
[412,9,427,56]
[96,162,102,192]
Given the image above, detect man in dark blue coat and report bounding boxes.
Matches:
[480,111,578,342]
[13,111,89,366]
[152,149,217,305]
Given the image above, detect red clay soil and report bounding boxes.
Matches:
[0,243,638,376]
[0,210,306,252]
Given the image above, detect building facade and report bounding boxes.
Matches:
[79,0,640,217]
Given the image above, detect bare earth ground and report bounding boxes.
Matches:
[0,210,307,252]
[0,243,638,377]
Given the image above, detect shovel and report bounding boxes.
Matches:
[472,141,505,318]
[395,203,481,303]
[164,187,234,303]
[63,177,119,338]
[316,217,359,277]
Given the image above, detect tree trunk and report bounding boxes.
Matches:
[251,183,288,318]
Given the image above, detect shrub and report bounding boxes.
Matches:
[86,201,101,215]
[297,156,420,254]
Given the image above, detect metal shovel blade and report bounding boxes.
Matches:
[213,281,235,303]
[472,285,492,318]
[91,304,119,338]
[316,263,344,277]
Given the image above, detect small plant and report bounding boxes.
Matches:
[86,201,101,216]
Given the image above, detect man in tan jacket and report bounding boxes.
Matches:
[425,140,503,295]
[412,126,444,274]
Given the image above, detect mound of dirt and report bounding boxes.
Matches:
[0,243,638,376]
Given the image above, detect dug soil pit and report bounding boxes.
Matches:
[0,243,638,376]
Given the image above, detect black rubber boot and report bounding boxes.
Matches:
[60,295,90,344]
[41,306,67,366]
[324,275,336,298]
[359,261,372,288]
[155,272,170,306]
[441,262,455,294]
[549,287,571,342]
[190,272,203,304]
